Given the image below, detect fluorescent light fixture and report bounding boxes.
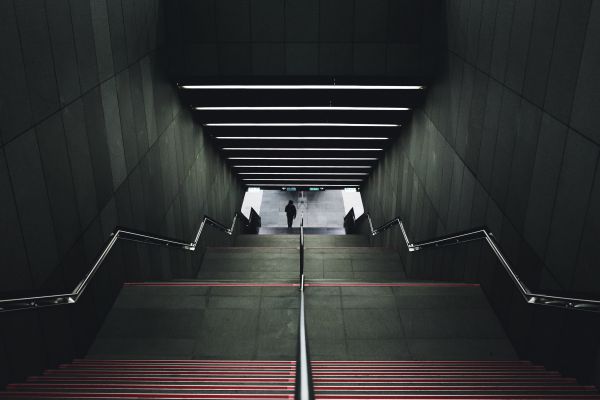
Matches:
[196,106,409,111]
[222,148,383,151]
[229,157,377,160]
[204,123,400,127]
[247,184,361,187]
[238,172,368,175]
[181,85,423,90]
[233,165,372,168]
[243,179,363,182]
[216,136,389,140]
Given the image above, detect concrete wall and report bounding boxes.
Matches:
[0,0,243,387]
[342,190,364,218]
[362,0,600,384]
[241,189,264,218]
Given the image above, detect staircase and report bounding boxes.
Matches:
[2,359,296,399]
[1,233,599,399]
[1,359,599,399]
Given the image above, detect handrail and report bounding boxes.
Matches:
[363,212,600,312]
[0,212,248,313]
[295,216,313,400]
[299,217,305,278]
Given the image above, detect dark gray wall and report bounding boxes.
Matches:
[0,0,243,387]
[164,0,440,78]
[362,0,600,384]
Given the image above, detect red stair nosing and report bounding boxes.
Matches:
[44,370,296,376]
[2,393,600,400]
[28,377,296,383]
[74,359,295,364]
[313,396,600,400]
[43,370,562,378]
[0,392,294,399]
[123,282,481,288]
[310,366,546,371]
[312,385,596,392]
[310,361,531,364]
[60,365,296,371]
[27,376,577,384]
[8,383,295,391]
[50,367,556,375]
[124,282,300,287]
[76,360,525,365]
[305,283,481,287]
[9,383,595,392]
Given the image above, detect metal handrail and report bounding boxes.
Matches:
[295,216,313,400]
[299,217,305,278]
[363,212,600,312]
[0,212,247,313]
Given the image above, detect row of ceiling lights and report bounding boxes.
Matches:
[183,84,423,187]
[181,85,423,90]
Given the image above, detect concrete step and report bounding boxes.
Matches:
[2,359,598,400]
[198,246,403,281]
[234,234,369,248]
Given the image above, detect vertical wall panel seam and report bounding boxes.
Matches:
[566,0,593,128]
[540,0,563,116]
[0,147,35,287]
[568,155,600,290]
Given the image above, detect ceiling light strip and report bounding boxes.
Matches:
[181,85,423,90]
[247,184,361,187]
[229,157,377,160]
[216,136,388,140]
[204,123,400,127]
[195,106,409,111]
[243,179,363,182]
[233,165,372,168]
[222,148,383,151]
[238,172,368,175]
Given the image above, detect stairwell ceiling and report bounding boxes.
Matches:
[167,0,440,189]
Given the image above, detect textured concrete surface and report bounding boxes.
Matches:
[306,285,517,361]
[305,248,406,281]
[235,234,369,247]
[88,285,299,360]
[198,247,299,280]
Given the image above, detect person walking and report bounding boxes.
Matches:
[285,200,296,229]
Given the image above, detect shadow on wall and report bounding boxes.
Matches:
[361,0,600,385]
[0,0,243,389]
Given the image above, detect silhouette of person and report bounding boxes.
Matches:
[285,200,296,229]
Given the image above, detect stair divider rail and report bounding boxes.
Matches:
[0,211,252,313]
[295,216,314,400]
[346,208,600,312]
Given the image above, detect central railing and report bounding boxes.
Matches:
[0,209,261,313]
[345,208,600,312]
[295,216,314,400]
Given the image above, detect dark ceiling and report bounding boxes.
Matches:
[166,0,441,78]
[165,0,440,189]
